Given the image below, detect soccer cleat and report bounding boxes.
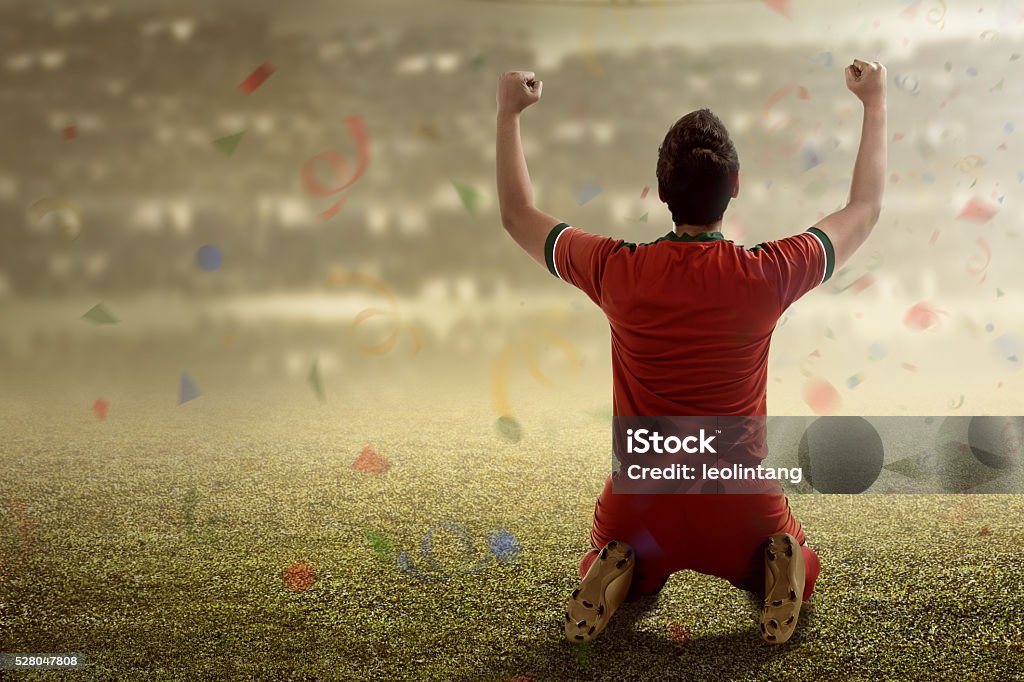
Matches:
[564,541,635,644]
[760,533,805,644]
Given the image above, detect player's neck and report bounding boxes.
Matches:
[673,221,723,237]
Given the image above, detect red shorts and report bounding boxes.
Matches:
[581,475,819,599]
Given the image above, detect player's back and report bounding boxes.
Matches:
[545,225,834,418]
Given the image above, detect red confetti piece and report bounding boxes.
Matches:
[640,185,650,199]
[668,623,693,644]
[893,132,905,141]
[929,230,940,245]
[763,0,791,18]
[902,302,946,332]
[797,86,810,100]
[63,126,76,140]
[850,274,874,294]
[92,398,108,421]
[957,197,998,223]
[352,445,391,474]
[282,561,316,592]
[238,62,275,94]
[997,142,1008,151]
[979,526,990,536]
[301,116,371,220]
[901,362,918,372]
[966,237,992,282]
[901,0,922,21]
[803,378,841,415]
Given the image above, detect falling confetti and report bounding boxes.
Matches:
[948,395,965,409]
[640,185,650,199]
[868,340,888,361]
[809,52,833,67]
[179,371,201,405]
[496,415,523,443]
[308,357,326,402]
[803,378,841,415]
[893,73,921,96]
[452,180,483,214]
[282,561,316,592]
[575,182,602,206]
[846,373,865,389]
[195,244,224,271]
[81,303,119,325]
[28,197,81,241]
[326,269,420,356]
[212,131,245,157]
[992,335,1021,370]
[572,642,593,665]
[468,54,487,69]
[92,398,108,421]
[902,302,946,332]
[957,197,998,223]
[979,526,990,536]
[762,0,790,18]
[801,144,822,171]
[364,529,394,562]
[302,116,371,220]
[487,529,522,563]
[668,623,693,644]
[352,445,391,474]
[638,212,648,223]
[62,126,76,140]
[965,238,992,282]
[238,62,275,95]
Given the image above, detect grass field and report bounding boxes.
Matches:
[2,366,1024,681]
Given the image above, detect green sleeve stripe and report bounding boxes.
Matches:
[806,227,835,283]
[544,222,571,278]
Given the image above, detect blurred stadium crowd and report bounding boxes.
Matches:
[0,5,1020,386]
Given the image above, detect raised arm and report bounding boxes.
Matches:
[495,70,562,268]
[813,59,887,270]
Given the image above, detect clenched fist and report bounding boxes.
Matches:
[845,59,886,107]
[497,70,542,116]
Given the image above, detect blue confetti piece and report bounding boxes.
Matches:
[575,182,602,206]
[1017,171,1024,183]
[809,51,833,67]
[179,371,202,405]
[801,145,823,172]
[966,67,978,77]
[196,244,223,271]
[992,335,1021,370]
[986,323,995,333]
[846,373,864,389]
[868,340,888,361]
[1006,122,1015,134]
[487,529,522,563]
[922,172,936,184]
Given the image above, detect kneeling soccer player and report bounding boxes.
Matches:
[494,59,887,644]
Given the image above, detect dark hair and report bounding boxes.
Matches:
[656,109,740,226]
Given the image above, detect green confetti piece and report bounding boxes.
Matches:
[364,529,394,561]
[469,54,487,69]
[495,415,523,443]
[451,180,482,214]
[213,131,245,157]
[308,357,326,403]
[572,641,593,666]
[638,212,648,222]
[81,303,119,324]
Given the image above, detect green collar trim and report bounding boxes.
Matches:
[661,231,731,243]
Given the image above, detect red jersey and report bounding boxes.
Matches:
[545,224,835,418]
